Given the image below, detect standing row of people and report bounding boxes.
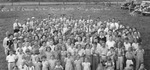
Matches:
[3,14,146,70]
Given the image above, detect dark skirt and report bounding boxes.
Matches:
[92,55,99,70]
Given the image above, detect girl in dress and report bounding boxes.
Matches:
[34,57,42,70]
[85,44,92,57]
[39,41,46,56]
[16,49,24,70]
[67,43,75,56]
[82,57,91,70]
[31,49,39,65]
[22,49,34,70]
[48,55,57,70]
[74,55,83,70]
[53,46,61,60]
[45,47,52,60]
[64,52,74,70]
[65,38,72,49]
[60,46,67,69]
[54,61,64,70]
[77,44,85,58]
[85,44,92,69]
[91,43,99,70]
[41,56,49,70]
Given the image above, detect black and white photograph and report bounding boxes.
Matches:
[0,0,150,70]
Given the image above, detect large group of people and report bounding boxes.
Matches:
[3,14,146,70]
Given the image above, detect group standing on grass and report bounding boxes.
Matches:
[3,14,146,70]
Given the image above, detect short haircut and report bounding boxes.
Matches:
[8,34,13,38]
[46,47,51,51]
[41,56,47,59]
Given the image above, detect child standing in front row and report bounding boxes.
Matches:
[64,52,74,70]
[22,49,34,70]
[41,56,49,70]
[34,57,42,70]
[54,60,63,70]
[48,55,57,70]
[16,49,24,70]
[74,55,83,70]
[82,57,91,70]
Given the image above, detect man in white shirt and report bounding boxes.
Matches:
[6,51,17,70]
[29,17,35,29]
[106,36,116,49]
[124,38,132,51]
[13,19,21,33]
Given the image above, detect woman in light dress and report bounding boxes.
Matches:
[64,52,74,70]
[74,55,83,70]
[45,47,53,60]
[61,46,67,69]
[41,56,49,70]
[34,57,42,70]
[48,55,57,70]
[16,49,24,70]
[82,58,91,70]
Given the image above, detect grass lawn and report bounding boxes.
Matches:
[0,4,150,70]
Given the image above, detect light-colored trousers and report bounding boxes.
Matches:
[116,56,123,70]
[8,62,15,70]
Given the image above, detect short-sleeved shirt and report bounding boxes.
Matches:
[6,54,17,62]
[124,42,131,51]
[78,49,85,56]
[82,62,91,70]
[106,40,115,49]
[132,43,139,50]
